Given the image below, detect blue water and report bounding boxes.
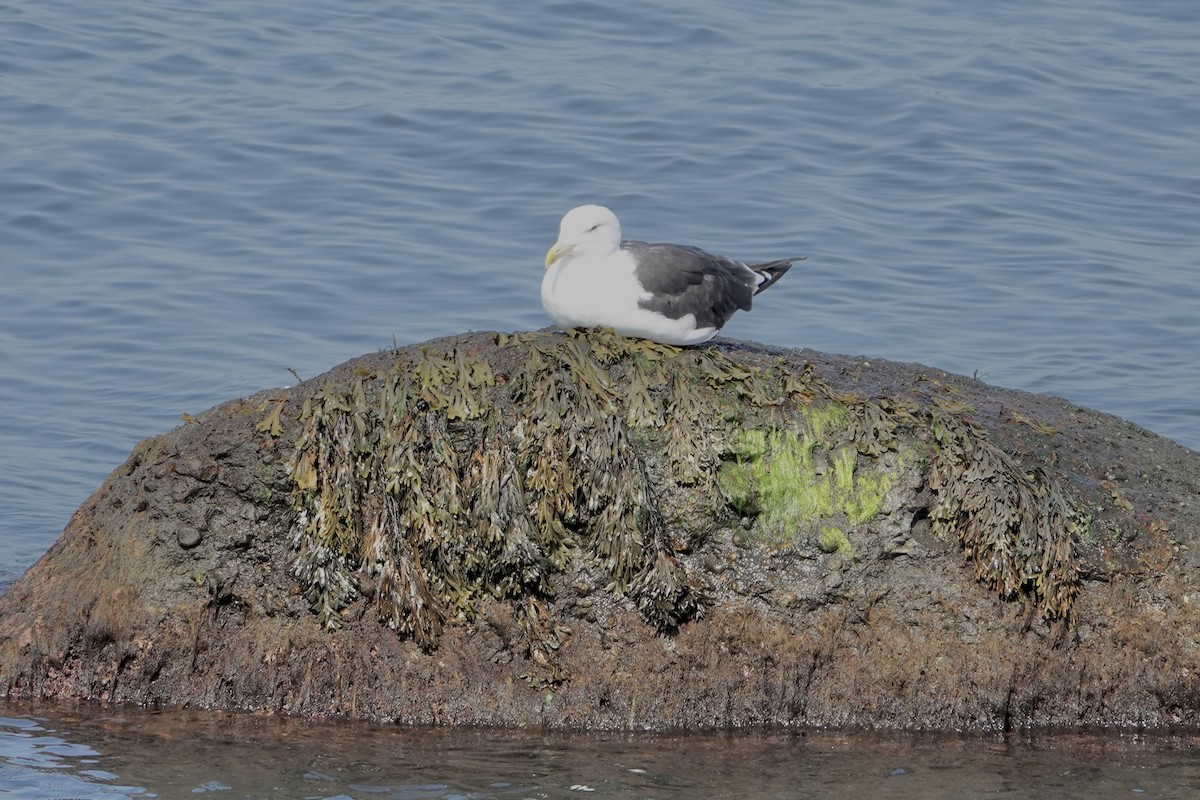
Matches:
[1,0,1199,792]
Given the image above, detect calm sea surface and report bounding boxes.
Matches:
[2,0,1198,794]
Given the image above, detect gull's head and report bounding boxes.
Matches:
[545,204,622,268]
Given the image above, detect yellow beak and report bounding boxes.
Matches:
[545,242,572,268]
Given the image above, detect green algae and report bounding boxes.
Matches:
[754,427,835,529]
[716,405,895,547]
[818,526,853,557]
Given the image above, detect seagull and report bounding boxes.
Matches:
[542,205,802,346]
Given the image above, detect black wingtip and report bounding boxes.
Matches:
[751,256,804,294]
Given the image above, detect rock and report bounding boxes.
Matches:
[1,330,1198,730]
[175,527,203,549]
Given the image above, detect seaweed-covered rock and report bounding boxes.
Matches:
[1,331,1197,730]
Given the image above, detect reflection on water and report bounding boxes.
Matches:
[0,714,145,798]
[2,705,1199,799]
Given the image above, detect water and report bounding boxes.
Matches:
[2,0,1198,792]
[2,707,1199,799]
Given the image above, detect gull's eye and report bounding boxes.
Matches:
[587,224,601,232]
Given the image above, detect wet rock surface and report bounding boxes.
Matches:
[1,331,1197,730]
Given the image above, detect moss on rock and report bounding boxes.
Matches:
[818,526,854,557]
[715,408,904,548]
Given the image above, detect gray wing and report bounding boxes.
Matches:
[624,241,760,330]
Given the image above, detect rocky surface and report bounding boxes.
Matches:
[1,330,1197,730]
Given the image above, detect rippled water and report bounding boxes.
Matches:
[2,708,1200,800]
[2,0,1199,793]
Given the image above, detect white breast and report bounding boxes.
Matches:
[541,251,718,345]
